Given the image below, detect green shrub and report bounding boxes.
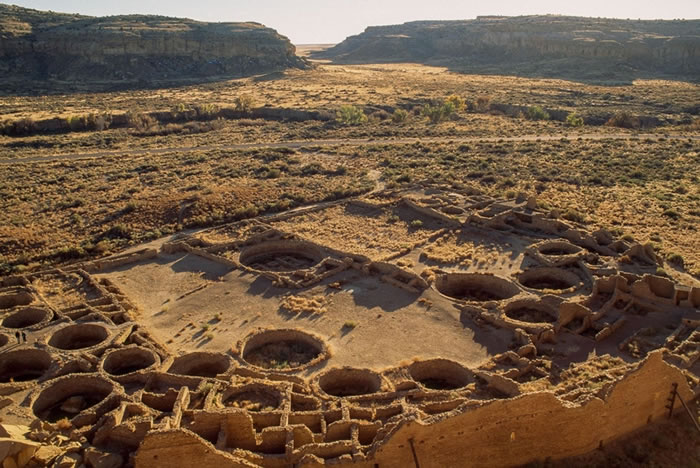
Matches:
[391,109,409,123]
[410,219,424,228]
[566,113,584,127]
[337,105,367,125]
[422,101,456,124]
[526,106,550,121]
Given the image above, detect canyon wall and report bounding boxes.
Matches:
[0,4,307,84]
[316,16,700,80]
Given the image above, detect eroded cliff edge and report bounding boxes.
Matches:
[0,4,307,89]
[314,15,700,82]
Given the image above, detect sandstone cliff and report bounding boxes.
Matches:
[0,4,307,86]
[315,16,700,81]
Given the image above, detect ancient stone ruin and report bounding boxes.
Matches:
[0,186,698,467]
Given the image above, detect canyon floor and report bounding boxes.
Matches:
[0,61,698,467]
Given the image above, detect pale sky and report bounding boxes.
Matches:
[5,1,700,44]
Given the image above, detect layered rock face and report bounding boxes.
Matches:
[316,16,700,79]
[0,4,306,82]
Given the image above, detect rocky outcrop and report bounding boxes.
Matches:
[0,4,307,84]
[315,15,700,80]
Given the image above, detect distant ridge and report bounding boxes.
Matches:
[0,3,307,90]
[314,15,700,82]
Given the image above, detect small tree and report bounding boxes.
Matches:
[337,105,367,125]
[566,112,584,127]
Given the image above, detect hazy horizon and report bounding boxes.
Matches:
[5,0,700,44]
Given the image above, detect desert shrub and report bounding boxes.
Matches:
[410,219,424,228]
[1,117,37,136]
[526,106,550,121]
[392,109,409,123]
[194,104,219,119]
[422,101,456,124]
[562,208,585,223]
[566,112,584,127]
[66,113,111,132]
[370,109,390,121]
[606,111,640,129]
[662,208,681,220]
[667,252,684,267]
[337,105,367,125]
[102,224,132,240]
[475,95,492,112]
[234,95,255,113]
[446,94,466,112]
[125,112,157,132]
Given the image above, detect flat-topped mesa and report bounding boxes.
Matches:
[0,4,307,83]
[315,15,700,80]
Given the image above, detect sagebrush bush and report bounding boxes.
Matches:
[606,111,640,129]
[422,101,456,124]
[234,95,255,113]
[526,106,550,121]
[337,105,367,125]
[566,113,584,127]
[391,109,409,123]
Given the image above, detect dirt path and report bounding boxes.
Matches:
[2,133,697,165]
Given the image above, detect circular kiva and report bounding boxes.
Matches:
[504,299,558,324]
[167,352,232,378]
[0,349,52,383]
[2,307,52,329]
[32,375,114,423]
[435,273,520,302]
[239,240,324,272]
[537,241,582,256]
[408,359,473,390]
[317,368,384,397]
[517,267,581,293]
[0,288,33,310]
[101,346,159,376]
[240,329,328,372]
[221,384,282,411]
[48,323,110,351]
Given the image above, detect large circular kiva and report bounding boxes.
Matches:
[0,349,52,383]
[2,307,51,329]
[222,384,282,411]
[517,267,581,292]
[101,347,159,376]
[32,375,114,423]
[241,329,328,372]
[48,323,109,350]
[239,240,323,272]
[435,273,520,302]
[167,352,231,378]
[408,359,473,390]
[317,368,383,397]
